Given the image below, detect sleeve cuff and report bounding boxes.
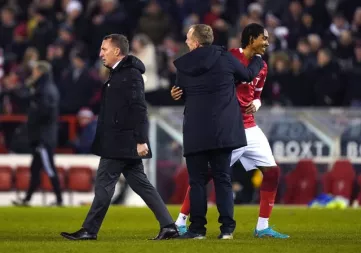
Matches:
[253,99,261,111]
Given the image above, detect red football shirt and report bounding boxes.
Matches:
[229,48,268,129]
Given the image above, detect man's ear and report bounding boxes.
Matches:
[249,36,255,45]
[195,40,201,48]
[114,48,121,56]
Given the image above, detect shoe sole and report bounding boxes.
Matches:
[60,233,97,240]
[254,234,289,239]
[219,235,233,239]
[148,232,180,240]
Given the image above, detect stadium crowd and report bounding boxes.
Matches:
[0,0,360,151]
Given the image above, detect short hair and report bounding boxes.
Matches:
[319,48,332,59]
[34,61,52,74]
[241,23,265,48]
[103,34,129,55]
[190,24,214,46]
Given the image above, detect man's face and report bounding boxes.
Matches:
[186,28,199,51]
[250,29,269,55]
[99,39,120,68]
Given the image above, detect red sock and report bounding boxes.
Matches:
[259,167,280,218]
[180,186,190,215]
[259,190,277,218]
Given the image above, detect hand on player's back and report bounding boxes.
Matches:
[245,102,257,114]
[245,99,261,114]
[171,86,183,100]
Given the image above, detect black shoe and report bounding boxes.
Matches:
[150,224,179,240]
[217,233,233,239]
[60,228,97,240]
[12,199,30,207]
[176,231,206,239]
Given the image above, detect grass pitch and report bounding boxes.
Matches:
[0,206,360,253]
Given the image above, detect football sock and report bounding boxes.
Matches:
[257,166,280,230]
[175,213,188,226]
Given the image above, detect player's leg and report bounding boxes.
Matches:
[12,148,41,206]
[240,126,289,238]
[175,168,213,234]
[256,165,290,238]
[175,147,245,234]
[175,186,190,234]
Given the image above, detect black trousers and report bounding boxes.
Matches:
[25,144,63,203]
[186,148,235,235]
[82,158,174,234]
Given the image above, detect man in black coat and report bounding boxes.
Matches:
[12,61,63,206]
[173,24,263,239]
[61,34,178,240]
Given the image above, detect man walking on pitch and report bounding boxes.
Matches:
[61,34,178,240]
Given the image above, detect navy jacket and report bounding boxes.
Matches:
[174,45,263,156]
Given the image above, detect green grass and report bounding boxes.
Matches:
[0,206,361,253]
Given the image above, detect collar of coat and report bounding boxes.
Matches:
[109,55,145,75]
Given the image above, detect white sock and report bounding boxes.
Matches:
[256,217,269,231]
[175,213,188,226]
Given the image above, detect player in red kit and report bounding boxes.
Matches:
[171,23,289,239]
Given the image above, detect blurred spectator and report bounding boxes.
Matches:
[203,0,229,46]
[59,49,100,114]
[299,11,322,37]
[137,0,172,45]
[70,107,97,154]
[302,0,330,30]
[29,7,56,59]
[0,6,16,49]
[351,7,361,41]
[296,38,317,71]
[62,0,87,42]
[345,43,361,106]
[227,36,241,49]
[131,34,160,94]
[311,48,342,106]
[56,23,76,56]
[266,52,292,106]
[334,30,355,71]
[286,53,312,106]
[283,1,303,49]
[0,70,28,115]
[0,70,28,149]
[89,0,129,60]
[247,2,263,25]
[325,13,350,50]
[46,41,68,84]
[18,47,39,80]
[6,23,29,64]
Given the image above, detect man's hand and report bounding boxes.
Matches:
[245,99,261,114]
[137,143,149,157]
[171,86,183,100]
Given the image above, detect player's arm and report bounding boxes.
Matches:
[227,52,264,83]
[245,65,267,114]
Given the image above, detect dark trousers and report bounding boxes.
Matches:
[82,158,174,234]
[186,148,235,235]
[25,144,63,203]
